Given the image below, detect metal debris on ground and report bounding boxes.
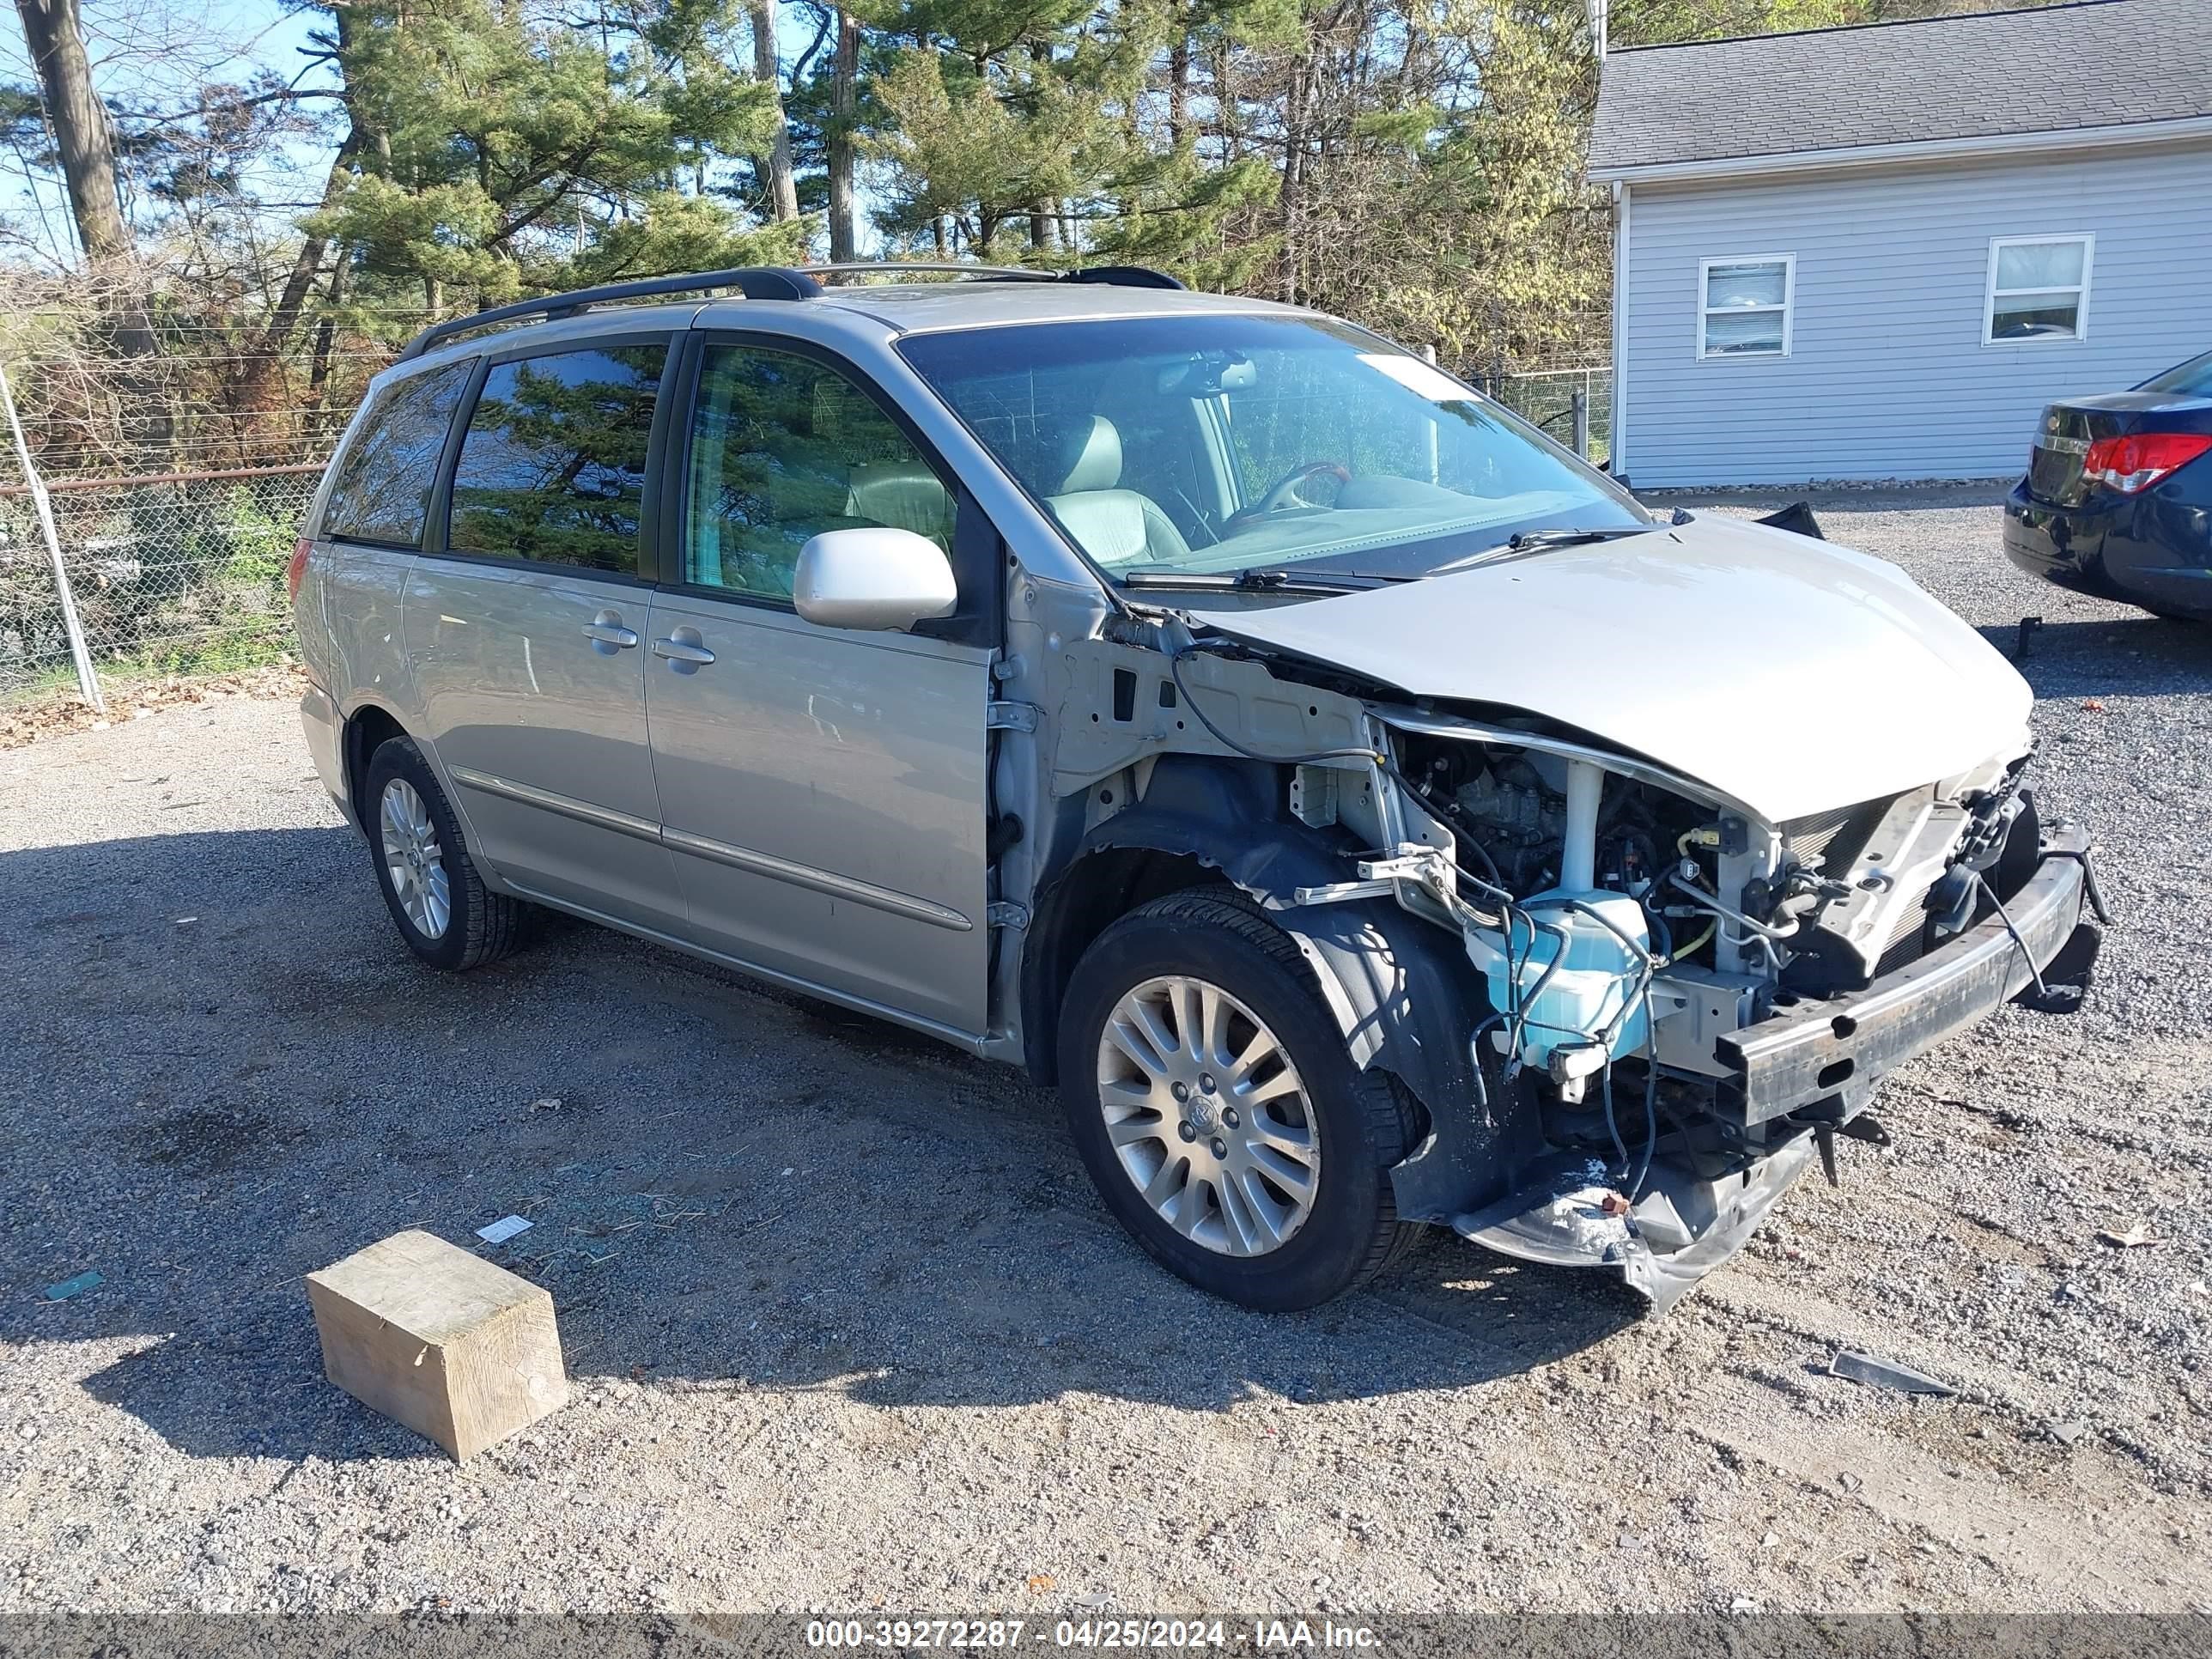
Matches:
[476,1215,533,1245]
[2096,1218,2164,1249]
[1828,1349,1958,1396]
[43,1270,102,1300]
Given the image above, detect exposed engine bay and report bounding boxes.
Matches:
[1089,634,2093,1310]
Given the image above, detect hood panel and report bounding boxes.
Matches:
[1188,516,2033,823]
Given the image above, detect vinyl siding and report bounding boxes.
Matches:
[1618,143,2212,487]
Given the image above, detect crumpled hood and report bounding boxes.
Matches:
[1188,514,2033,823]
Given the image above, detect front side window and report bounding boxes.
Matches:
[447,343,666,573]
[1698,256,1793,358]
[682,342,953,601]
[1986,235,2092,343]
[900,314,1645,585]
[322,361,471,547]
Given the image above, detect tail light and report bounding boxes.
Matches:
[2082,431,2212,495]
[286,537,313,600]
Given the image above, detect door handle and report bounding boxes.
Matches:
[652,628,715,671]
[583,608,639,653]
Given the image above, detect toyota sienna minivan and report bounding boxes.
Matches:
[293,262,2099,1313]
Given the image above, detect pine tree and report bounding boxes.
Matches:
[298,0,808,319]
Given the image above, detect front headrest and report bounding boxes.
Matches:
[846,461,955,544]
[1054,416,1122,494]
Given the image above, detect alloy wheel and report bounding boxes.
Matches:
[1094,974,1322,1257]
[379,777,452,940]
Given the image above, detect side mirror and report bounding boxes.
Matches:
[793,527,958,632]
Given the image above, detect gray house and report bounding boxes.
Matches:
[1591,0,2212,488]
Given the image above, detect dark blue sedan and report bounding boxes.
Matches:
[2003,349,2212,621]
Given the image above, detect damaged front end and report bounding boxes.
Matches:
[1253,694,2102,1312]
[1018,589,2103,1313]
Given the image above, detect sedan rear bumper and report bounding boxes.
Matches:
[2005,480,2212,620]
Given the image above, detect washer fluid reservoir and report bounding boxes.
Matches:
[1481,889,1651,1076]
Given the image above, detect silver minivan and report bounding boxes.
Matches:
[294,264,2098,1312]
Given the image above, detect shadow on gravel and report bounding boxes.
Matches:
[3,823,1638,1467]
[1976,614,2212,700]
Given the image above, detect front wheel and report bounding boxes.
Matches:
[1057,891,1419,1311]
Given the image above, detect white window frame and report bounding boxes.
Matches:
[1697,253,1796,361]
[1984,233,2094,347]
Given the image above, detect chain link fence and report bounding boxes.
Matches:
[1489,366,1613,468]
[2,465,323,700]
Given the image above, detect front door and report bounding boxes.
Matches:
[404,339,684,933]
[645,337,994,1036]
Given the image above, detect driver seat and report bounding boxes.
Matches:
[1042,416,1191,568]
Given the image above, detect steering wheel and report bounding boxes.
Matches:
[1227,460,1350,532]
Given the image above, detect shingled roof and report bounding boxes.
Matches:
[1590,0,2212,179]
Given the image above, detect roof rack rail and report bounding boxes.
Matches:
[804,261,1058,283]
[390,258,1190,363]
[1057,264,1185,291]
[392,265,823,363]
[799,261,1183,290]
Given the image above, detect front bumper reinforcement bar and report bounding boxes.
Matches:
[1717,826,2093,1124]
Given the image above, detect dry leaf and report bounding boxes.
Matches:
[1,664,308,750]
[1027,1573,1056,1594]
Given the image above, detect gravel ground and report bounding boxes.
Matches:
[3,492,2209,1617]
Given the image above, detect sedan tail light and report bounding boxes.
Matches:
[286,537,313,600]
[2082,431,2212,494]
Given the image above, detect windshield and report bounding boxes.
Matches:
[2140,349,2212,398]
[898,315,1648,584]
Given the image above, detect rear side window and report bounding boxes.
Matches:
[447,344,666,574]
[321,362,471,547]
[2142,349,2212,397]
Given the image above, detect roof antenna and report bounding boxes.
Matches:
[1588,0,1607,61]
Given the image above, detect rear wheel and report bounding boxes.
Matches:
[1057,891,1419,1310]
[362,736,528,971]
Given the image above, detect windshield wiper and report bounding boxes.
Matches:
[1509,524,1662,551]
[1117,567,1382,596]
[1426,522,1666,576]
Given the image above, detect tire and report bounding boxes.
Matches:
[1056,890,1420,1311]
[362,736,529,972]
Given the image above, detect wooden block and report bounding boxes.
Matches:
[306,1228,567,1462]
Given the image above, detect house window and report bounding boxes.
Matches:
[1698,255,1794,359]
[1985,235,2093,344]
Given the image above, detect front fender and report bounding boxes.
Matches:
[1026,760,1535,1219]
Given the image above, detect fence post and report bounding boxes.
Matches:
[0,362,104,712]
[1571,389,1590,460]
